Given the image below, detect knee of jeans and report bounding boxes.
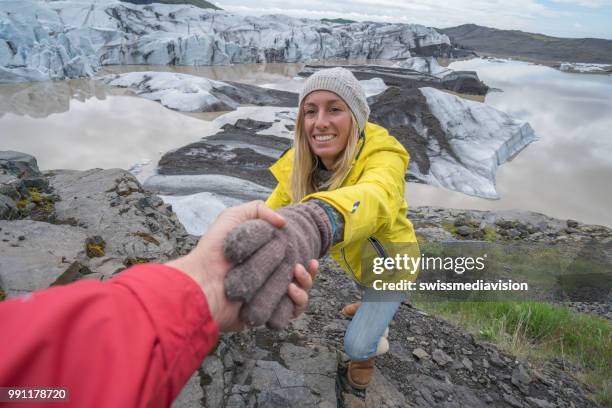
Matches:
[344,332,376,361]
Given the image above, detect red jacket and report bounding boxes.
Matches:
[0,264,220,407]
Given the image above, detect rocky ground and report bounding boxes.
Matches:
[0,151,196,297]
[173,254,604,408]
[2,151,609,407]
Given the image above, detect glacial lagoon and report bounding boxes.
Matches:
[1,59,611,227]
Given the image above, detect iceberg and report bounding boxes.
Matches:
[394,56,453,78]
[418,87,537,199]
[558,62,612,74]
[102,71,388,112]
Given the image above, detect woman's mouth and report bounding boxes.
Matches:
[313,134,336,142]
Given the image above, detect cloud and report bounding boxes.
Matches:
[549,0,612,8]
[216,0,561,30]
[215,0,612,38]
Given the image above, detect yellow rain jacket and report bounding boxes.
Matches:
[266,122,419,286]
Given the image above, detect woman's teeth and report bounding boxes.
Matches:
[314,134,336,141]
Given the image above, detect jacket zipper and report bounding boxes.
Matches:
[339,134,366,282]
[368,236,389,259]
[341,247,358,282]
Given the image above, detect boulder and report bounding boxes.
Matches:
[49,168,192,275]
[0,220,89,297]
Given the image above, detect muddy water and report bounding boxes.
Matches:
[0,63,308,176]
[407,58,612,228]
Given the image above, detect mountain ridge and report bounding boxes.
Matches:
[438,23,612,63]
[119,0,221,9]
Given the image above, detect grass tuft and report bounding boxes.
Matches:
[415,300,612,405]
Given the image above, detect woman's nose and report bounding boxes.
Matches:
[315,111,330,129]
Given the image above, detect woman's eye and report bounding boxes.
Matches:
[331,107,342,113]
[304,110,315,115]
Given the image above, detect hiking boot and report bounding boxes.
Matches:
[347,358,375,390]
[341,302,360,318]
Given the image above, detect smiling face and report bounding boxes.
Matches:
[301,90,353,169]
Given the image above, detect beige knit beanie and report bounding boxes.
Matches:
[299,67,370,134]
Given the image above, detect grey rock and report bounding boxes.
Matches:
[202,356,225,408]
[49,168,190,271]
[526,397,555,408]
[503,393,523,408]
[257,387,316,408]
[407,374,491,408]
[0,220,89,297]
[413,347,430,360]
[23,176,49,191]
[388,341,412,362]
[567,219,579,228]
[432,348,454,366]
[225,394,246,408]
[279,344,337,406]
[512,364,532,386]
[456,225,472,236]
[489,350,506,368]
[0,194,18,220]
[0,173,23,198]
[365,368,407,407]
[279,344,337,376]
[253,360,305,389]
[462,357,474,372]
[172,372,204,408]
[433,390,445,400]
[0,151,41,179]
[342,393,366,408]
[155,119,291,190]
[415,227,455,242]
[512,364,532,394]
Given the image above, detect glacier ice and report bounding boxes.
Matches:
[419,87,538,199]
[102,71,387,113]
[0,0,451,83]
[394,56,452,78]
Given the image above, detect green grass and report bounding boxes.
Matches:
[483,226,497,241]
[414,299,612,406]
[441,221,458,235]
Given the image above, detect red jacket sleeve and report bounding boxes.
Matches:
[0,264,220,408]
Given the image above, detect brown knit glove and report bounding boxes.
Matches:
[223,201,333,329]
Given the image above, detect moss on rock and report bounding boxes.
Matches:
[130,231,160,246]
[86,236,106,258]
[124,257,151,267]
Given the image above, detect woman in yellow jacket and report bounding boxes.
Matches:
[263,67,419,389]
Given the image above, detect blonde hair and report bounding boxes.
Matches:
[290,104,360,203]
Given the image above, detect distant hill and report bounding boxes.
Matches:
[438,24,612,63]
[120,0,221,9]
[321,18,357,24]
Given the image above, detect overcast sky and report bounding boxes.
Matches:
[215,0,612,39]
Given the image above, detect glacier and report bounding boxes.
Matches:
[0,0,451,83]
[418,87,537,199]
